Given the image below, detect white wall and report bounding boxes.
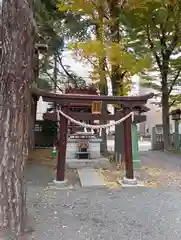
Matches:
[36,97,49,120]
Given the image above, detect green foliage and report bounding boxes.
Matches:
[36,77,52,90]
[121,0,181,106]
[34,0,91,89]
[58,0,152,96]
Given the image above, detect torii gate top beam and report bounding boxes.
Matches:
[32,88,154,108]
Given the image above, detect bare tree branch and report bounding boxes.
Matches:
[166,34,179,57]
[44,71,63,92]
[90,0,110,20]
[145,25,162,71]
[169,99,177,108]
[166,3,181,57]
[168,67,181,95]
[57,55,78,86]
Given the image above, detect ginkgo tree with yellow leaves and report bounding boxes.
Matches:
[58,0,152,154]
[57,0,151,97]
[69,40,151,95]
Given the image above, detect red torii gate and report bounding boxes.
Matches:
[32,88,153,183]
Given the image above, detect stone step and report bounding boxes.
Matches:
[77,168,106,187]
[66,158,110,169]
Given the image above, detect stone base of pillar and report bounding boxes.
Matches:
[133,159,141,168]
[45,179,74,191]
[118,177,144,187]
[52,179,68,188]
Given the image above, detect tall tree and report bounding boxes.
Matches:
[0,0,35,237]
[58,0,151,154]
[95,11,108,153]
[106,0,125,96]
[58,0,151,97]
[106,0,126,157]
[34,0,91,90]
[121,0,181,150]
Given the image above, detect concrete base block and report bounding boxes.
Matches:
[118,177,144,187]
[50,179,68,189]
[53,179,67,185]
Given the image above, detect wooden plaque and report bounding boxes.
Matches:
[92,101,102,114]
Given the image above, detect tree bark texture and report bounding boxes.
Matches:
[95,21,108,154]
[0,0,35,237]
[28,96,37,150]
[162,90,170,151]
[161,60,170,151]
[28,50,39,150]
[108,0,123,96]
[107,0,125,156]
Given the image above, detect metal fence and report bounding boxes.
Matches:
[151,127,181,150]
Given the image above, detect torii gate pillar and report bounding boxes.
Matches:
[56,106,68,182]
[123,110,134,179]
[120,109,138,185]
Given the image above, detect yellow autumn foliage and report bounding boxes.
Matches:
[58,0,152,95]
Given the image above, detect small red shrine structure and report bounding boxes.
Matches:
[45,86,110,134]
[64,86,99,133]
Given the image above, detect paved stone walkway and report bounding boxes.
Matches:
[78,168,106,187]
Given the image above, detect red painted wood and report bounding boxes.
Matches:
[32,88,153,104]
[56,106,68,182]
[124,110,134,179]
[43,112,146,122]
[31,87,153,183]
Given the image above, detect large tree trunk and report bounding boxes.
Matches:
[161,60,170,151]
[162,91,170,151]
[29,96,38,150]
[0,0,35,237]
[108,0,125,157]
[95,19,108,154]
[108,0,123,95]
[28,48,39,150]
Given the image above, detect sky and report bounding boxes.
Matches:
[62,51,91,81]
[62,50,140,96]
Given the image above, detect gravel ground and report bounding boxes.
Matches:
[27,186,181,240]
[140,151,181,171]
[141,151,181,191]
[25,151,181,239]
[25,162,81,188]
